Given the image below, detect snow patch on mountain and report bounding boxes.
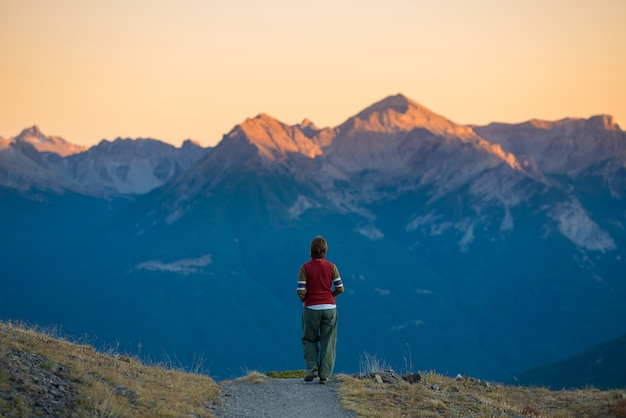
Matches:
[458,222,476,252]
[166,207,186,225]
[418,145,522,204]
[390,319,425,332]
[501,205,514,231]
[356,224,384,240]
[594,160,626,199]
[374,288,390,296]
[551,200,616,252]
[406,212,439,232]
[288,195,317,218]
[466,168,527,206]
[136,254,212,275]
[406,212,453,236]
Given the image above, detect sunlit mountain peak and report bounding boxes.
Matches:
[341,94,475,139]
[14,125,87,157]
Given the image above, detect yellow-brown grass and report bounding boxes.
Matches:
[335,371,626,417]
[4,321,625,418]
[0,321,219,417]
[232,370,268,384]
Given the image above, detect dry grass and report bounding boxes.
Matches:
[0,321,219,417]
[265,369,306,379]
[4,321,625,418]
[610,399,626,418]
[335,371,626,417]
[232,370,268,384]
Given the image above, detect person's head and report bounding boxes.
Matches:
[310,236,327,259]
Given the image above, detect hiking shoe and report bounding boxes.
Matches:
[319,378,328,385]
[304,368,318,382]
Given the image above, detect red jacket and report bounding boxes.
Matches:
[299,258,341,307]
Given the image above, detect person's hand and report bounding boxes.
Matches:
[332,287,344,297]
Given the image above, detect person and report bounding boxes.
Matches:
[296,236,344,384]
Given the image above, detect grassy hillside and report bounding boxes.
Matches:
[2,320,625,417]
[0,321,219,417]
[336,372,626,418]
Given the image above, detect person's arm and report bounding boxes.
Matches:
[297,265,307,302]
[331,264,344,297]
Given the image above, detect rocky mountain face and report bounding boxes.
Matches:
[1,94,624,385]
[7,125,88,156]
[0,128,210,197]
[67,137,209,196]
[474,115,626,177]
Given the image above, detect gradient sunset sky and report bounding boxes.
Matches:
[1,0,625,147]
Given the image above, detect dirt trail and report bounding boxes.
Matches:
[210,377,356,417]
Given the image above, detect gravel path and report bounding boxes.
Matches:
[210,377,356,417]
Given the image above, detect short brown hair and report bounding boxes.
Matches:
[310,236,327,259]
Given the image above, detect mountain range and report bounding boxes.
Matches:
[0,125,208,196]
[1,94,625,386]
[515,332,626,390]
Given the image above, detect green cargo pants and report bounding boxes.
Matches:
[301,307,338,380]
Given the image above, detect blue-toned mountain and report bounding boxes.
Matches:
[515,333,626,390]
[0,128,209,197]
[1,94,624,385]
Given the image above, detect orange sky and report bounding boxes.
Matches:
[1,0,625,147]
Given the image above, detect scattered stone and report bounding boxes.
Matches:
[355,370,421,385]
[404,373,422,384]
[380,371,401,384]
[0,347,80,416]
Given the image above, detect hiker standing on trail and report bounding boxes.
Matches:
[297,236,344,384]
